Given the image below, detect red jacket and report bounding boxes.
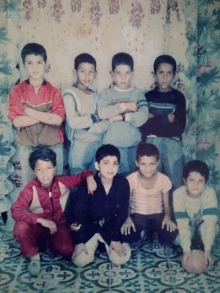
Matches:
[11,170,94,226]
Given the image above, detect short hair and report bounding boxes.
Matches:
[154,54,176,74]
[21,43,47,63]
[29,147,57,170]
[74,53,96,70]
[183,160,209,183]
[112,52,134,71]
[95,144,120,163]
[136,142,160,161]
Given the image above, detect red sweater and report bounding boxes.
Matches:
[11,170,94,226]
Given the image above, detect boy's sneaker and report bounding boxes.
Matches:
[153,239,164,252]
[28,259,41,276]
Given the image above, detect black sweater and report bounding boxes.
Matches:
[66,173,130,245]
[140,87,186,141]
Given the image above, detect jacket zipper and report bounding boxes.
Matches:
[49,192,54,219]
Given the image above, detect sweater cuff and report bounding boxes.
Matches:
[120,103,126,112]
[125,113,131,122]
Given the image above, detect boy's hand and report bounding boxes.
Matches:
[167,109,175,123]
[162,215,177,232]
[109,241,127,257]
[23,106,32,117]
[72,243,88,259]
[37,218,57,234]
[121,216,136,235]
[86,175,97,195]
[149,112,155,118]
[108,115,123,123]
[124,102,138,112]
[204,251,213,267]
[182,251,192,267]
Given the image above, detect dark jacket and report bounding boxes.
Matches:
[66,173,130,245]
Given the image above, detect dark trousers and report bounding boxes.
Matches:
[123,213,177,244]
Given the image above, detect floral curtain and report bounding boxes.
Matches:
[0,0,219,220]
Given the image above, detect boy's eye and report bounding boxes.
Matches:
[114,162,119,166]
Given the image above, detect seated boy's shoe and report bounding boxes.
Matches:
[153,239,164,252]
[28,260,41,276]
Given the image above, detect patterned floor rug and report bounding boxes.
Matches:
[1,220,220,293]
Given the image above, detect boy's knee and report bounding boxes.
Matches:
[14,221,31,239]
[109,243,131,265]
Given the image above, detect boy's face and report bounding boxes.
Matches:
[95,156,119,180]
[34,159,56,187]
[75,62,96,90]
[184,172,206,198]
[112,65,133,90]
[136,155,159,179]
[24,54,46,81]
[154,63,175,92]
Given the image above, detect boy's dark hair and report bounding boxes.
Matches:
[29,147,57,170]
[183,160,209,183]
[154,54,176,74]
[96,144,120,163]
[74,53,96,70]
[21,43,47,63]
[136,142,160,161]
[112,52,134,72]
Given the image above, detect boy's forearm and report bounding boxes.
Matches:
[25,107,63,126]
[13,115,40,128]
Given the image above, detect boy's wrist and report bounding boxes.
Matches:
[120,103,126,112]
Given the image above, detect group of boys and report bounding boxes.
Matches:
[9,43,219,276]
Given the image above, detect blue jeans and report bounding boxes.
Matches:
[18,143,64,187]
[68,140,101,174]
[146,137,184,190]
[118,146,137,176]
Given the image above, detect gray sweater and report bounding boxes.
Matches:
[98,87,149,147]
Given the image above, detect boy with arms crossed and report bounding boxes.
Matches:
[63,53,108,174]
[11,147,96,276]
[66,144,131,267]
[8,43,65,185]
[173,160,219,268]
[98,52,149,175]
[140,55,186,189]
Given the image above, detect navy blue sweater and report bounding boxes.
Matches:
[66,173,130,245]
[140,87,186,141]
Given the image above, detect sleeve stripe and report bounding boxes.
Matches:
[63,92,78,111]
[137,100,148,107]
[175,211,188,219]
[203,207,220,216]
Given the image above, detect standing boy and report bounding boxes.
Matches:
[11,147,96,276]
[63,53,109,174]
[140,55,186,190]
[66,144,131,267]
[98,52,149,175]
[173,160,219,268]
[8,43,65,186]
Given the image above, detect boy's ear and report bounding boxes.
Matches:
[95,162,100,171]
[135,160,139,167]
[156,159,160,167]
[183,178,186,185]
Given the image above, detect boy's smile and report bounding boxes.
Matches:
[95,156,119,181]
[75,62,96,91]
[154,63,175,92]
[184,171,206,198]
[34,159,56,187]
[136,155,159,179]
[112,65,133,90]
[24,54,46,82]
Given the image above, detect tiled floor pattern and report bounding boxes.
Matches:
[0,222,220,293]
